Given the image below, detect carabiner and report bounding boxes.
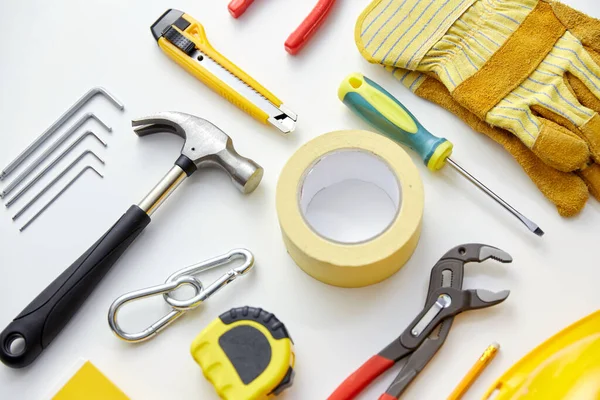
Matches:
[108,276,202,343]
[107,248,254,343]
[163,248,254,310]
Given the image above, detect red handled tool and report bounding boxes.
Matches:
[328,244,512,399]
[228,0,338,55]
[228,0,255,18]
[284,0,337,55]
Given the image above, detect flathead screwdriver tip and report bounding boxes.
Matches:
[534,227,545,237]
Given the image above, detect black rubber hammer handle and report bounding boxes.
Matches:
[0,205,150,368]
[0,111,264,368]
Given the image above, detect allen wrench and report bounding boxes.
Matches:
[1,87,123,180]
[19,166,104,232]
[0,122,112,198]
[11,151,105,219]
[0,131,108,208]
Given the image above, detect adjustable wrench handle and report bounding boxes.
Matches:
[0,205,150,368]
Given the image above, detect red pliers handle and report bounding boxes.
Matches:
[328,355,395,400]
[285,0,337,55]
[228,0,255,18]
[228,0,338,55]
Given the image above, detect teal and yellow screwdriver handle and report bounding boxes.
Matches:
[338,73,453,171]
[338,72,544,236]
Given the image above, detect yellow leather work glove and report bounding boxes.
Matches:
[356,0,600,174]
[392,68,600,217]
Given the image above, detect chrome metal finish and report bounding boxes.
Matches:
[107,276,202,343]
[446,158,543,236]
[164,248,254,309]
[1,87,123,180]
[0,120,112,197]
[108,249,254,343]
[19,166,104,231]
[12,152,105,219]
[269,104,298,133]
[132,112,263,194]
[475,289,510,303]
[6,150,104,208]
[137,165,187,216]
[411,294,452,337]
[190,49,297,133]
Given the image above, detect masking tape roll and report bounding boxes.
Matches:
[276,130,424,288]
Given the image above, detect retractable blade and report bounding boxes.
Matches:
[151,9,297,134]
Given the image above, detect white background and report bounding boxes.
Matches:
[0,0,598,399]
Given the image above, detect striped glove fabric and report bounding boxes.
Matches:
[392,68,600,216]
[356,0,600,174]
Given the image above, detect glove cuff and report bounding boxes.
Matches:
[355,0,475,67]
[421,0,536,91]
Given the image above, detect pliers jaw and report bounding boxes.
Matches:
[439,243,513,264]
[328,244,512,400]
[428,243,512,294]
[381,244,511,399]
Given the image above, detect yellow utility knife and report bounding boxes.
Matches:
[151,9,297,134]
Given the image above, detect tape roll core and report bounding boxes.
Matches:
[276,130,424,288]
[299,149,402,244]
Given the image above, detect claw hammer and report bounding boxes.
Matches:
[0,112,264,368]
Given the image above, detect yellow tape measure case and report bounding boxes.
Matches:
[191,307,295,400]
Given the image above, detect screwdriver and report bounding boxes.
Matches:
[338,72,543,237]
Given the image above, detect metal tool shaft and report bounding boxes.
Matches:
[19,166,104,231]
[12,152,104,219]
[1,87,123,180]
[5,150,104,208]
[446,158,543,236]
[137,165,188,216]
[1,131,107,198]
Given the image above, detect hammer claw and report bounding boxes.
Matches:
[133,123,177,137]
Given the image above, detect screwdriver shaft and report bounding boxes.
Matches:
[446,158,544,236]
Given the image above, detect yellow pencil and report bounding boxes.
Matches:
[448,343,500,400]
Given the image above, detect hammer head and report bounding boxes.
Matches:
[132,112,263,194]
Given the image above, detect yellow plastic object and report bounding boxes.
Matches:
[157,13,282,125]
[191,307,294,400]
[427,141,453,171]
[52,361,129,400]
[276,130,424,287]
[338,74,419,134]
[484,310,600,400]
[338,73,453,173]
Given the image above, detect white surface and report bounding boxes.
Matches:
[0,1,598,399]
[300,149,401,243]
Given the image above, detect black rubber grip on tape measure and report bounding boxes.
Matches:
[219,325,272,384]
[217,307,294,394]
[162,26,195,55]
[219,306,292,341]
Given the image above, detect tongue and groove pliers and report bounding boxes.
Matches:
[328,244,512,400]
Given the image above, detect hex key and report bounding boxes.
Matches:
[0,114,110,196]
[1,87,123,180]
[5,146,105,208]
[11,151,104,217]
[19,166,104,232]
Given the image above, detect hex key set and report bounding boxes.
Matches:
[0,87,124,231]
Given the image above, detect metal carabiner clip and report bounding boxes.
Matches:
[108,248,254,343]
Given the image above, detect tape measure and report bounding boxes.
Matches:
[191,307,295,400]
